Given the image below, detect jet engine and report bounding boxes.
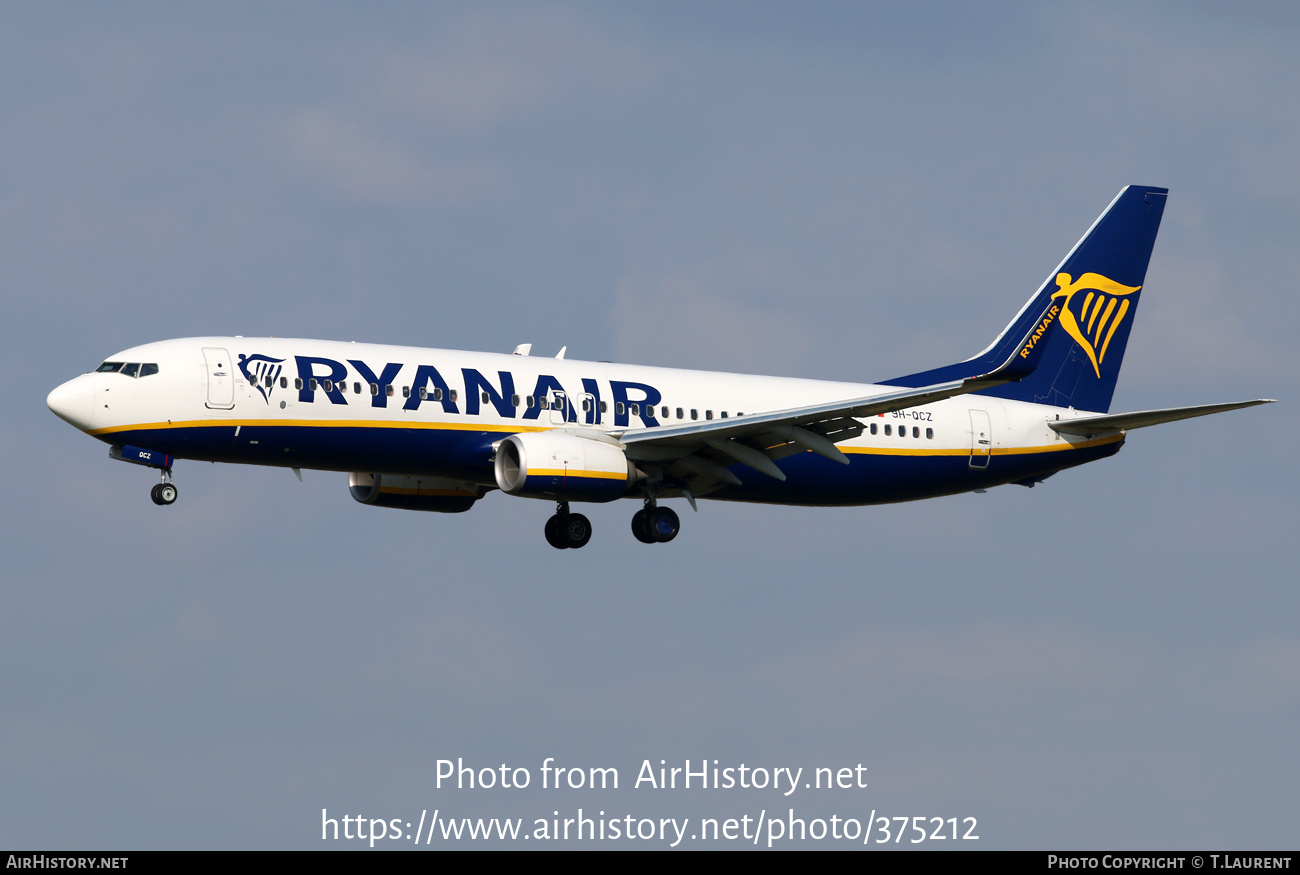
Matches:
[348,472,486,513]
[493,431,637,502]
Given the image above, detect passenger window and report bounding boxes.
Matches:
[884,424,891,436]
[295,378,303,390]
[512,394,520,407]
[385,385,394,397]
[323,380,333,392]
[96,362,123,373]
[926,428,934,439]
[630,403,639,416]
[482,391,490,404]
[141,363,159,377]
[309,378,318,391]
[263,375,272,387]
[870,423,877,435]
[354,382,361,394]
[582,398,591,412]
[370,383,378,395]
[526,396,535,408]
[690,409,698,420]
[450,390,458,402]
[402,386,410,398]
[676,408,684,419]
[419,387,428,400]
[913,427,919,438]
[706,410,713,420]
[280,377,288,389]
[616,402,625,416]
[539,398,549,410]
[600,401,607,412]
[721,411,728,419]
[433,388,443,401]
[121,363,140,378]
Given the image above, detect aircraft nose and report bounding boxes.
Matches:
[47,374,96,431]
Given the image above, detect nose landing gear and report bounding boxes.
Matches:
[545,501,592,549]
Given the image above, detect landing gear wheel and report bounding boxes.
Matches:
[563,513,592,549]
[647,506,679,542]
[631,508,655,543]
[545,512,593,549]
[545,515,565,549]
[156,483,177,505]
[150,484,164,505]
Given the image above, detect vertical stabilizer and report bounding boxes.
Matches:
[885,185,1168,413]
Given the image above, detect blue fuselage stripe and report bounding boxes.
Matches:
[99,424,1123,506]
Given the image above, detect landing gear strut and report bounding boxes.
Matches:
[631,498,679,544]
[545,501,592,550]
[150,468,178,506]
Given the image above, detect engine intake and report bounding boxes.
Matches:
[493,432,635,502]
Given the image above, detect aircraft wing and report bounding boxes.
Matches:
[615,375,1009,484]
[612,291,1067,487]
[1048,399,1276,436]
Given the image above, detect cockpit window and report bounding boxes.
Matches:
[98,361,159,377]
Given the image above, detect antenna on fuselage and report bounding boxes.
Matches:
[512,344,532,356]
[555,346,567,359]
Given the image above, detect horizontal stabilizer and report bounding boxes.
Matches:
[1049,399,1275,435]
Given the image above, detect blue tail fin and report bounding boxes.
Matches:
[884,185,1168,413]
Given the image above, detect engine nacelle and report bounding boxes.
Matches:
[349,472,486,513]
[493,432,636,502]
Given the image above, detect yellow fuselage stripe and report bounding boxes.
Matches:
[89,419,1122,458]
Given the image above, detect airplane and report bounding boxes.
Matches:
[46,185,1273,549]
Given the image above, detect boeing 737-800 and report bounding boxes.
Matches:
[46,185,1272,548]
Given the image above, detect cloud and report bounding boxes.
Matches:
[1124,256,1280,385]
[380,8,654,132]
[794,623,1141,694]
[610,273,813,375]
[281,108,500,203]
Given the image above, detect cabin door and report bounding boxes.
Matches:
[968,409,992,469]
[203,347,235,410]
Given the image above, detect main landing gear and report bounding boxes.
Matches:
[541,498,682,549]
[150,469,178,506]
[632,499,679,544]
[545,502,592,550]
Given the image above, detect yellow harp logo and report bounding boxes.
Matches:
[1050,272,1141,378]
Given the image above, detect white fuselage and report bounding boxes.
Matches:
[47,336,1123,507]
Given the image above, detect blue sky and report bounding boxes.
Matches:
[2,2,1297,849]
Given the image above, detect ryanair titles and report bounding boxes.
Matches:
[1019,305,1061,359]
[237,352,663,428]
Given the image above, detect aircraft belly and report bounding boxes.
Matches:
[96,420,1122,505]
[707,439,1124,506]
[94,423,504,482]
